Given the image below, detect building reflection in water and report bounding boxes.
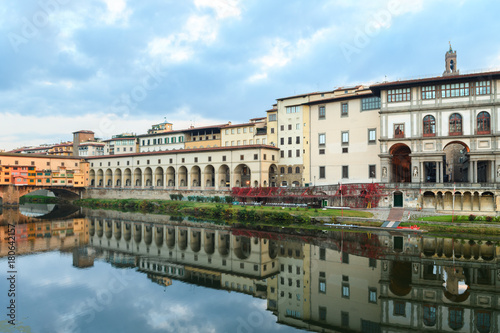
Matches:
[1,208,499,333]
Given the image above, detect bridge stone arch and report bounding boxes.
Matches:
[105,220,112,239]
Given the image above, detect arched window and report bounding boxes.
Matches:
[477,111,490,134]
[476,311,491,333]
[287,167,292,174]
[449,113,462,136]
[280,167,285,174]
[449,308,464,331]
[423,115,436,136]
[423,305,436,327]
[295,166,301,174]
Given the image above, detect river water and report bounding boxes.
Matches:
[0,204,499,333]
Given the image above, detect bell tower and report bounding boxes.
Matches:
[443,42,459,76]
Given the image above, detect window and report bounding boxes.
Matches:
[449,308,464,330]
[270,128,275,134]
[319,247,326,260]
[341,103,348,116]
[477,111,490,134]
[319,307,327,321]
[369,288,377,303]
[341,312,349,327]
[369,258,377,268]
[194,157,198,163]
[441,82,469,98]
[368,128,376,144]
[280,167,285,174]
[296,149,300,157]
[423,305,436,327]
[269,114,277,121]
[342,285,350,298]
[475,81,491,95]
[476,311,491,333]
[296,123,300,130]
[319,106,326,119]
[369,165,376,178]
[449,113,462,135]
[240,155,244,160]
[394,301,406,316]
[295,166,300,173]
[237,128,241,134]
[296,136,300,144]
[341,131,349,145]
[423,115,436,136]
[388,88,411,102]
[342,166,348,179]
[342,147,348,153]
[286,106,300,113]
[319,276,326,293]
[288,150,292,157]
[288,124,292,130]
[287,167,292,174]
[222,156,226,161]
[288,137,292,144]
[225,129,229,135]
[280,150,284,158]
[421,85,436,99]
[319,166,325,179]
[280,125,284,131]
[362,96,381,110]
[231,129,235,134]
[280,138,284,145]
[319,133,326,145]
[394,123,405,138]
[342,252,349,263]
[319,149,325,155]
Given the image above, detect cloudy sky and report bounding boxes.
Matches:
[1,0,500,151]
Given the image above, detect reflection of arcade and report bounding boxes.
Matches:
[84,210,499,333]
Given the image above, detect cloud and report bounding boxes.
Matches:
[100,0,132,25]
[194,0,241,19]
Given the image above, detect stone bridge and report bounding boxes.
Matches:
[0,185,83,206]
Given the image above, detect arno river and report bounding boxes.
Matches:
[0,204,499,333]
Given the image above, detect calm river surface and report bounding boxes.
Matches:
[1,204,499,332]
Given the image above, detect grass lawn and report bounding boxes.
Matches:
[182,202,373,219]
[417,215,497,223]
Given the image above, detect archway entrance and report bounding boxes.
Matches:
[390,144,411,183]
[443,142,469,183]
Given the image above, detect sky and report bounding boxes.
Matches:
[1,0,500,151]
